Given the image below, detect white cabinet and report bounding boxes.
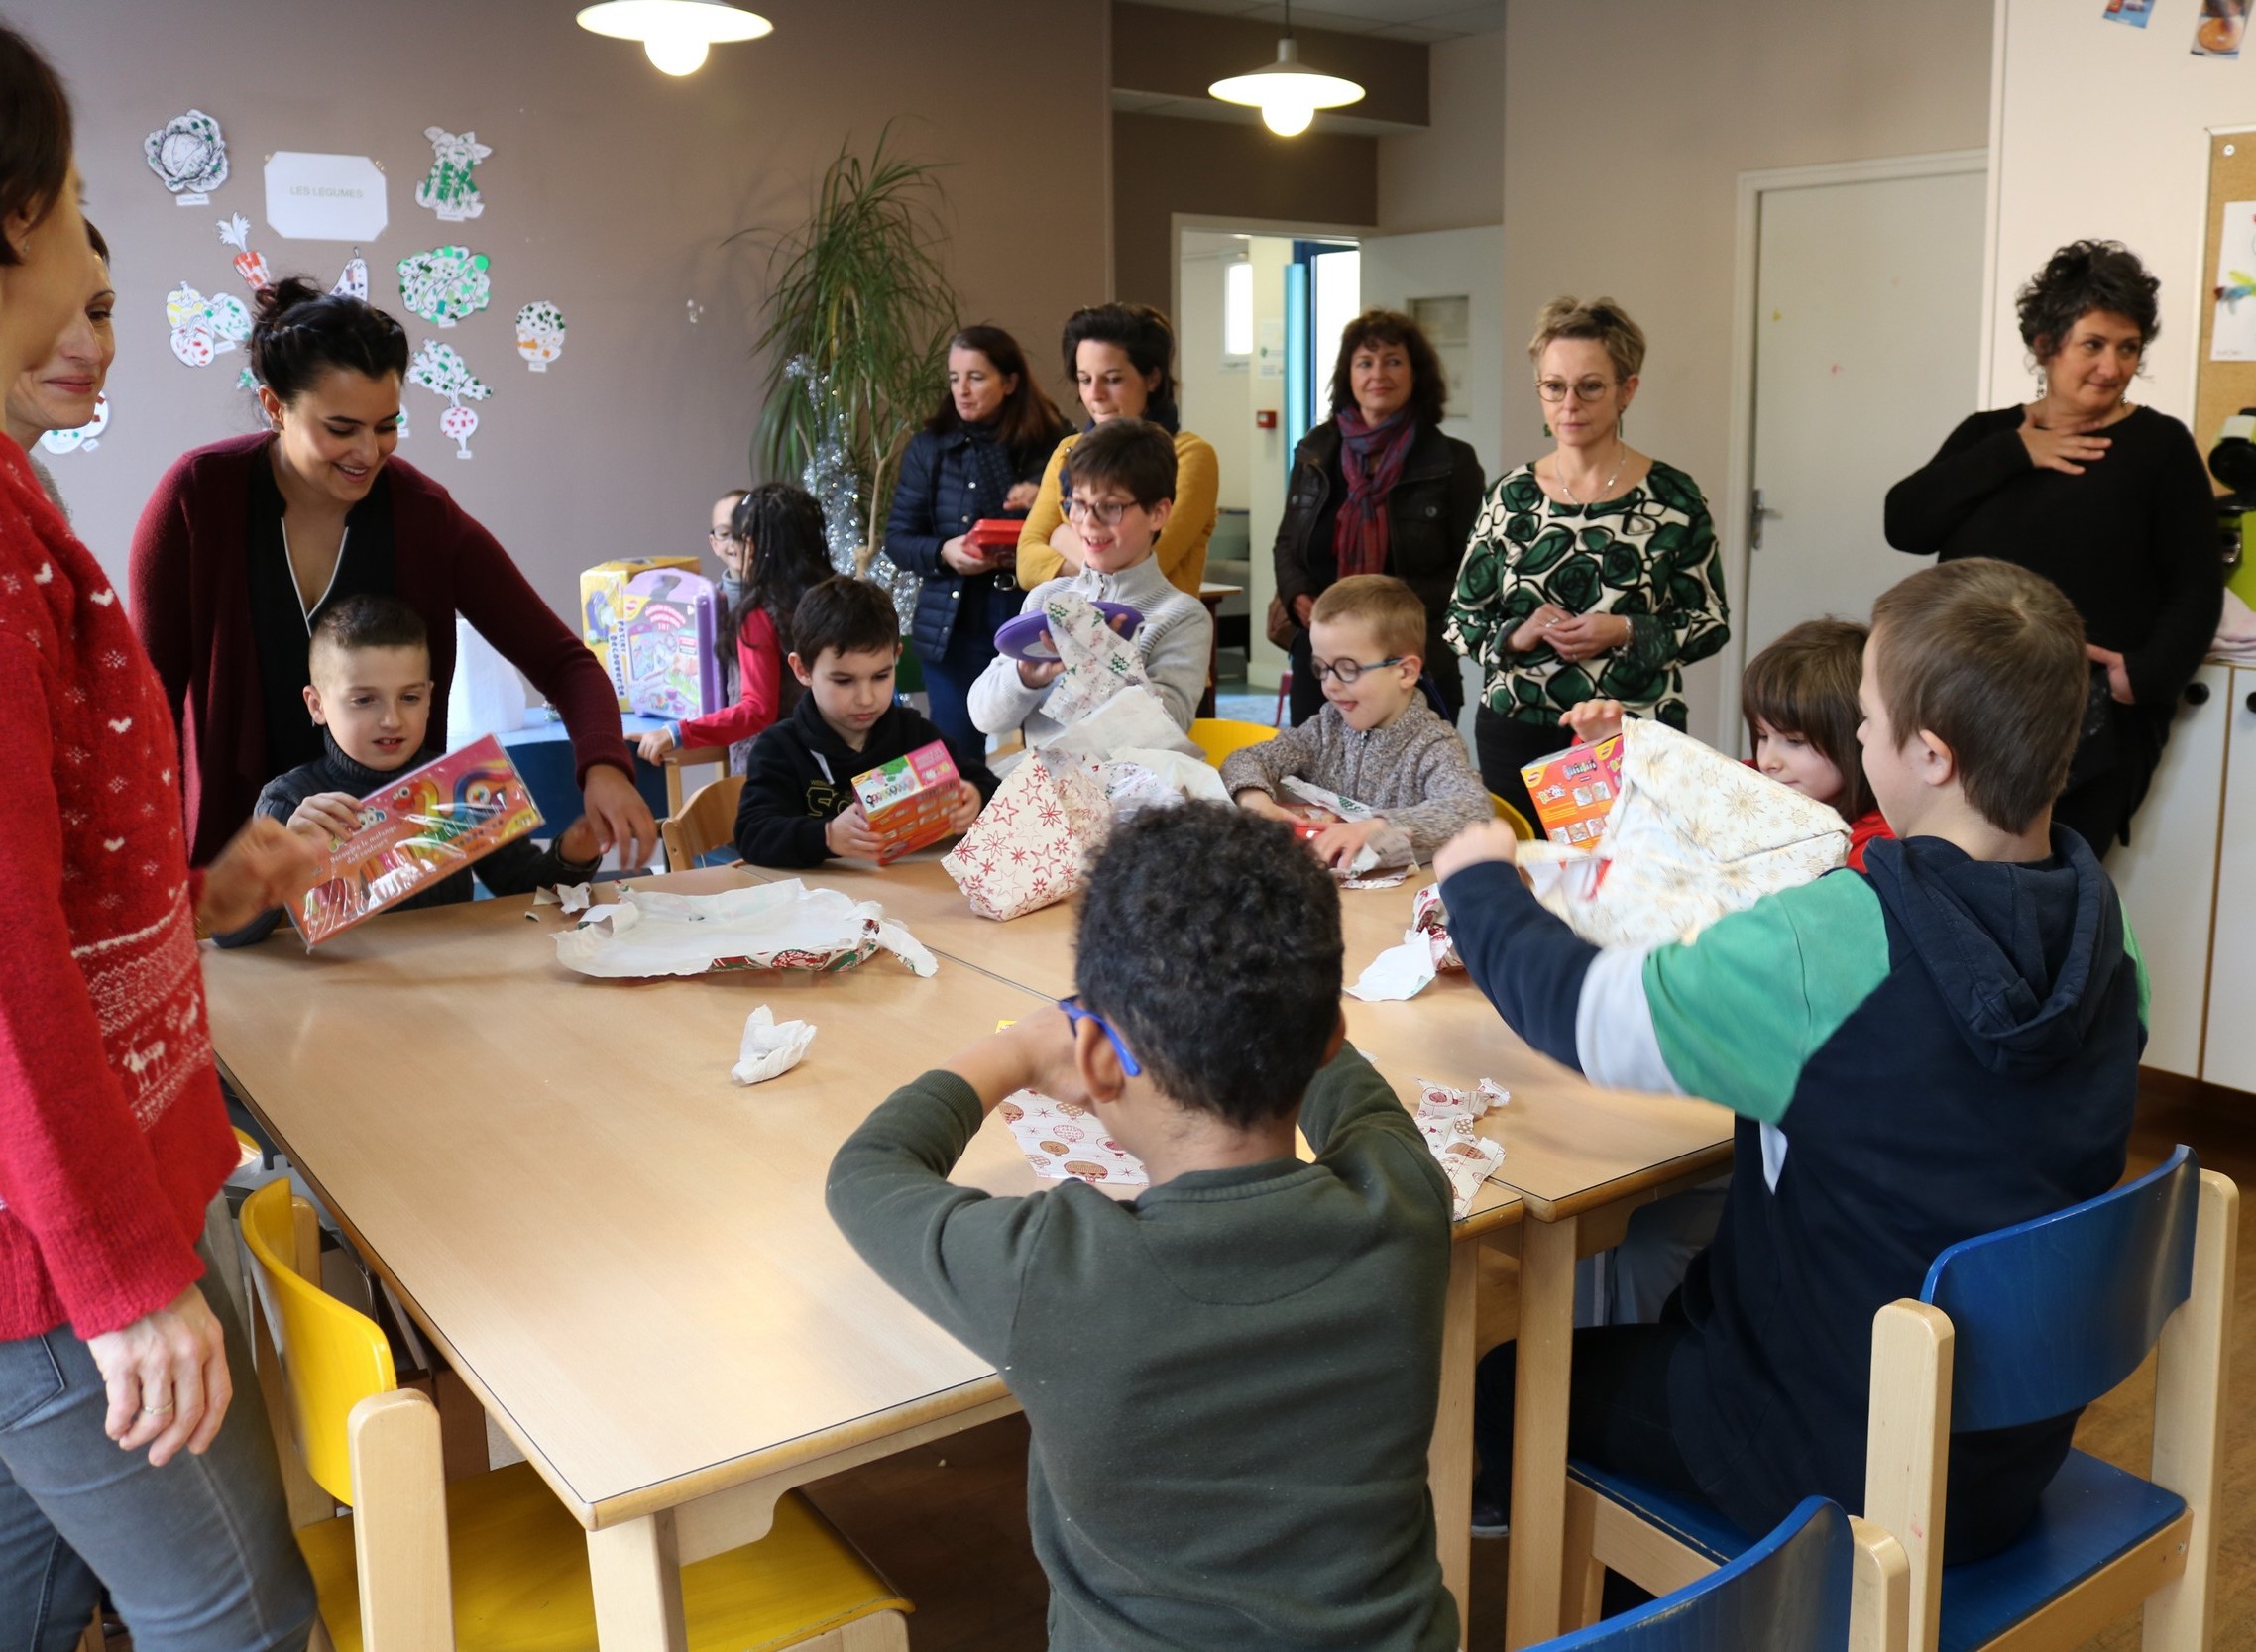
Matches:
[2203,671,2256,1089]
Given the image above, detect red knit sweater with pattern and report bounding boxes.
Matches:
[0,438,232,1340]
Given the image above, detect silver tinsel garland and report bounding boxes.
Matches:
[785,356,919,631]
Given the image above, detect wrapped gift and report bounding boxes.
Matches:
[852,739,961,864]
[289,736,543,946]
[1521,733,1626,849]
[965,517,1021,563]
[579,555,699,710]
[620,567,722,720]
[943,751,1113,920]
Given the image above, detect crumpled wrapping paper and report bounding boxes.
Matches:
[1517,718,1851,948]
[1414,1076,1509,1218]
[997,1090,1149,1185]
[1282,777,1411,883]
[554,880,937,978]
[1347,933,1436,1002]
[1039,682,1201,763]
[732,1005,816,1084]
[1412,884,1462,972]
[1039,591,1151,725]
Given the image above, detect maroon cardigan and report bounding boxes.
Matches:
[131,433,631,864]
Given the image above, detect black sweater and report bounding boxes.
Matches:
[733,692,998,868]
[1882,406,2220,710]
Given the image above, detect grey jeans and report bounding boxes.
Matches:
[0,1240,317,1652]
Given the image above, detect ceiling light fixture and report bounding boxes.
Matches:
[576,0,772,77]
[1207,0,1365,137]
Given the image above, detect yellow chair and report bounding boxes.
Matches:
[239,1181,911,1652]
[1489,791,1536,842]
[1188,717,1277,766]
[662,771,746,871]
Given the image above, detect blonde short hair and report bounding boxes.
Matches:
[1311,574,1427,662]
[1527,295,1647,384]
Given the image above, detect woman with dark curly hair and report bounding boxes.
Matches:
[1884,239,2219,855]
[1273,308,1486,725]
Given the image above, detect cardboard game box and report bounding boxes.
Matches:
[851,739,962,864]
[1521,734,1625,850]
[580,555,700,711]
[289,735,545,945]
[619,567,722,721]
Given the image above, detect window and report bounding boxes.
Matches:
[1223,258,1254,360]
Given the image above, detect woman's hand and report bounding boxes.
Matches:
[2019,408,2111,476]
[285,792,363,844]
[940,535,989,576]
[2087,643,2134,705]
[1509,604,1574,653]
[1049,522,1086,572]
[85,1283,231,1468]
[634,725,676,764]
[1292,594,1315,628]
[199,817,323,934]
[1560,699,1627,745]
[1004,481,1040,511]
[582,763,656,870]
[1018,657,1065,690]
[1547,611,1632,665]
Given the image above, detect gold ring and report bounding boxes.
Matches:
[140,1402,175,1416]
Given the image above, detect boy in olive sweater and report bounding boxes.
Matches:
[827,805,1458,1652]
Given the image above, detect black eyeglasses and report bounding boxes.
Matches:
[1061,497,1137,526]
[1058,995,1141,1076]
[1308,654,1405,686]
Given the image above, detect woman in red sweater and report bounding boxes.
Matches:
[130,277,655,869]
[0,25,321,1644]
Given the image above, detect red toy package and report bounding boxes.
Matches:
[851,739,963,865]
[1519,734,1626,850]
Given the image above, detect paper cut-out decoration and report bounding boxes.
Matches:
[39,393,108,457]
[145,110,229,205]
[167,282,252,367]
[264,152,388,241]
[395,245,491,327]
[394,401,411,440]
[331,250,369,302]
[515,300,566,372]
[2214,202,2256,362]
[408,339,491,459]
[236,366,258,391]
[216,213,271,290]
[414,128,492,222]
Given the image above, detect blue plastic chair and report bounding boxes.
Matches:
[1560,1147,2236,1652]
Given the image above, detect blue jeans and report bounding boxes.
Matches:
[922,581,1022,776]
[0,1239,317,1652]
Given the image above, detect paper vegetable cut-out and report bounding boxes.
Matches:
[515,300,566,372]
[408,338,491,459]
[145,109,229,204]
[331,250,369,302]
[216,213,271,290]
[395,245,491,327]
[167,282,252,367]
[39,393,108,457]
[414,128,492,222]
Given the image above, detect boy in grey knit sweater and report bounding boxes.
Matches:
[1223,575,1492,869]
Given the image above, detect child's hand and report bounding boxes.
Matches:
[948,1007,1090,1111]
[555,816,603,865]
[946,780,982,834]
[824,803,886,862]
[287,792,363,843]
[1017,657,1065,689]
[635,726,676,764]
[199,817,323,935]
[1560,699,1626,745]
[1434,820,1522,883]
[1234,789,1294,822]
[1309,818,1384,869]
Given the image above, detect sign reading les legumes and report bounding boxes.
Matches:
[264,152,389,241]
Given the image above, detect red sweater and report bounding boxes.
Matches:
[678,606,783,749]
[0,437,236,1340]
[130,434,631,865]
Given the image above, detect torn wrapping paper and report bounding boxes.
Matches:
[1348,933,1437,1002]
[1413,1077,1509,1219]
[943,750,1113,920]
[1281,777,1410,882]
[1282,776,1375,821]
[1411,884,1462,972]
[732,1005,816,1085]
[1516,717,1850,949]
[997,1091,1149,1186]
[1037,682,1202,763]
[554,880,938,979]
[1038,591,1151,724]
[1100,750,1231,815]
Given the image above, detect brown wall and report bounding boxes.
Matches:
[1112,113,1377,314]
[18,0,1108,623]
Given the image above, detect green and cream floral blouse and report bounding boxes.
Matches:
[1445,459,1730,730]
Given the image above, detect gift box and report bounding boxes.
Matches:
[943,751,1113,920]
[579,556,699,711]
[1520,733,1625,849]
[852,739,961,864]
[289,736,543,946]
[619,567,722,721]
[966,517,1021,562]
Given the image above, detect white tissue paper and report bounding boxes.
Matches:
[1347,931,1438,1002]
[732,1005,816,1085]
[554,880,937,980]
[1414,1076,1509,1218]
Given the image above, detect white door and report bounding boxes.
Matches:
[1743,168,1986,660]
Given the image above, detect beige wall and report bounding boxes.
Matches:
[17,0,1108,626]
[1503,0,1991,739]
[1377,30,1505,235]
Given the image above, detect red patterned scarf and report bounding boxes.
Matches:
[1332,407,1416,579]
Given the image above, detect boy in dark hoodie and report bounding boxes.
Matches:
[733,575,997,867]
[1437,556,2142,1563]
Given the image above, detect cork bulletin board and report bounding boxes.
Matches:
[2195,127,2256,491]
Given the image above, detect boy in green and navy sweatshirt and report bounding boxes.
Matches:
[1439,557,2143,1562]
[827,804,1458,1652]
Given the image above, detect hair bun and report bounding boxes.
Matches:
[253,275,326,329]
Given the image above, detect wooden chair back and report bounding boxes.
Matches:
[662,771,746,870]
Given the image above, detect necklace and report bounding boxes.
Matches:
[1555,441,1628,507]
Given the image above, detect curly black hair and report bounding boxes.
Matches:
[2015,240,2160,359]
[1327,308,1449,429]
[1074,803,1342,1128]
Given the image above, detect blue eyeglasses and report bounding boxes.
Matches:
[1058,995,1142,1077]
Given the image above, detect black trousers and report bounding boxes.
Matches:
[1471,1320,1710,1516]
[1473,707,1565,829]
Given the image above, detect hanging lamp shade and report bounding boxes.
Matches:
[576,0,772,75]
[1208,32,1364,137]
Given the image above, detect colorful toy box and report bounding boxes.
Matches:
[580,555,700,711]
[1520,733,1626,850]
[619,568,722,721]
[288,735,544,946]
[851,739,962,864]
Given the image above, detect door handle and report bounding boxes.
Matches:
[1749,488,1780,551]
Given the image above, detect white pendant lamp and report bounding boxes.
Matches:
[576,0,772,76]
[1207,2,1365,137]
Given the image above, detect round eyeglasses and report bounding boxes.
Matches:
[1535,377,1617,404]
[1061,497,1136,526]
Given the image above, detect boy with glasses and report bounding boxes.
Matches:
[828,803,1460,1652]
[966,418,1212,746]
[1224,574,1491,870]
